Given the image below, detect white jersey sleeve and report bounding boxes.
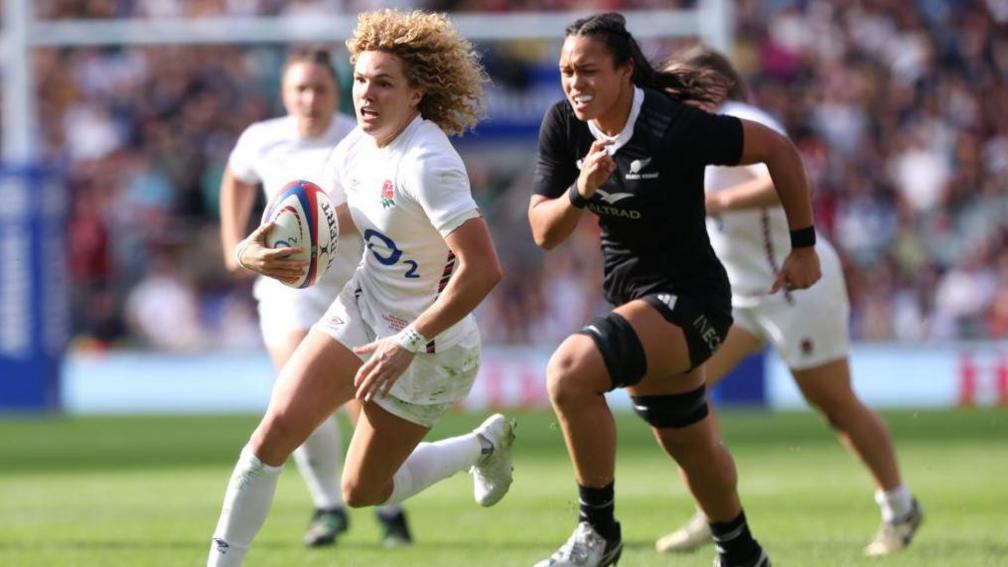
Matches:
[227,123,265,184]
[321,144,345,205]
[705,101,796,307]
[719,101,786,180]
[403,146,481,237]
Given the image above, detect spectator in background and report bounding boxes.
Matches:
[124,248,205,350]
[41,1,1008,347]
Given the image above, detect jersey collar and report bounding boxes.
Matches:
[587,86,643,154]
[371,113,424,152]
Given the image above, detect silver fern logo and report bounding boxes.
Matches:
[630,157,651,173]
[626,156,659,179]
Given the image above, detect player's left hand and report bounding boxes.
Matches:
[352,339,416,402]
[771,246,821,293]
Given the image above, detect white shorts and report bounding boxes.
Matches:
[731,244,850,370]
[313,281,481,427]
[256,283,337,348]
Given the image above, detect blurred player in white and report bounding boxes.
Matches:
[655,46,923,557]
[208,11,514,567]
[219,46,411,548]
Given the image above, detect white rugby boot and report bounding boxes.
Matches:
[863,499,924,556]
[655,510,712,552]
[535,521,623,567]
[469,413,516,507]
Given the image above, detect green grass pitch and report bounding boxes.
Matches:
[1,408,1005,566]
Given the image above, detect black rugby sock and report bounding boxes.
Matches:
[710,509,762,566]
[578,481,620,542]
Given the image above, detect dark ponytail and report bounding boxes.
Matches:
[662,44,749,104]
[565,12,731,107]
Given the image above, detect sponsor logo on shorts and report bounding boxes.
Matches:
[656,293,678,311]
[327,314,345,326]
[692,314,721,353]
[382,313,408,333]
[801,338,814,355]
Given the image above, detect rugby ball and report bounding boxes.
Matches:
[261,180,339,289]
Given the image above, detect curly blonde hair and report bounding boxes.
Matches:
[347,10,488,136]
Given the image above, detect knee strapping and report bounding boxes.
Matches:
[630,386,709,428]
[578,313,647,389]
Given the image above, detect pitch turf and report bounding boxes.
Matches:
[1,408,1005,566]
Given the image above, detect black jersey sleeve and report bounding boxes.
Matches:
[533,102,579,199]
[672,104,744,167]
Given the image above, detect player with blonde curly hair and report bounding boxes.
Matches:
[346,9,486,137]
[221,45,414,550]
[208,10,514,566]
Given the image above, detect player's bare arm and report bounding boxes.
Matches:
[220,167,259,275]
[353,216,501,401]
[529,138,614,249]
[705,174,779,216]
[737,119,821,291]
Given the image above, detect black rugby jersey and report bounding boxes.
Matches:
[533,87,744,306]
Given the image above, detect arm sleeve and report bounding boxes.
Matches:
[226,125,262,184]
[674,105,744,167]
[409,149,481,238]
[723,104,786,178]
[320,144,348,206]
[532,102,579,199]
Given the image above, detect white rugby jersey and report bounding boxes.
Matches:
[706,102,808,306]
[325,115,481,350]
[228,114,364,301]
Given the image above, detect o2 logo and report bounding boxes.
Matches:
[363,228,419,278]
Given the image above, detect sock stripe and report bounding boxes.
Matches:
[711,524,745,542]
[578,498,615,509]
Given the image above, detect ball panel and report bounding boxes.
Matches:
[260,180,336,289]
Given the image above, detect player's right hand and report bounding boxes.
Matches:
[771,246,821,293]
[575,139,616,200]
[235,221,308,284]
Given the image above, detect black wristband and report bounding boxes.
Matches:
[568,184,589,209]
[790,226,816,248]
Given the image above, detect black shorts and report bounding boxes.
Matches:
[641,292,732,371]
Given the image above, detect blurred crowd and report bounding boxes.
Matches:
[31,0,688,18]
[22,0,1008,350]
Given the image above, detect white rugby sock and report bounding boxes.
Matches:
[291,416,344,510]
[208,445,283,567]
[875,485,913,523]
[382,433,482,506]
